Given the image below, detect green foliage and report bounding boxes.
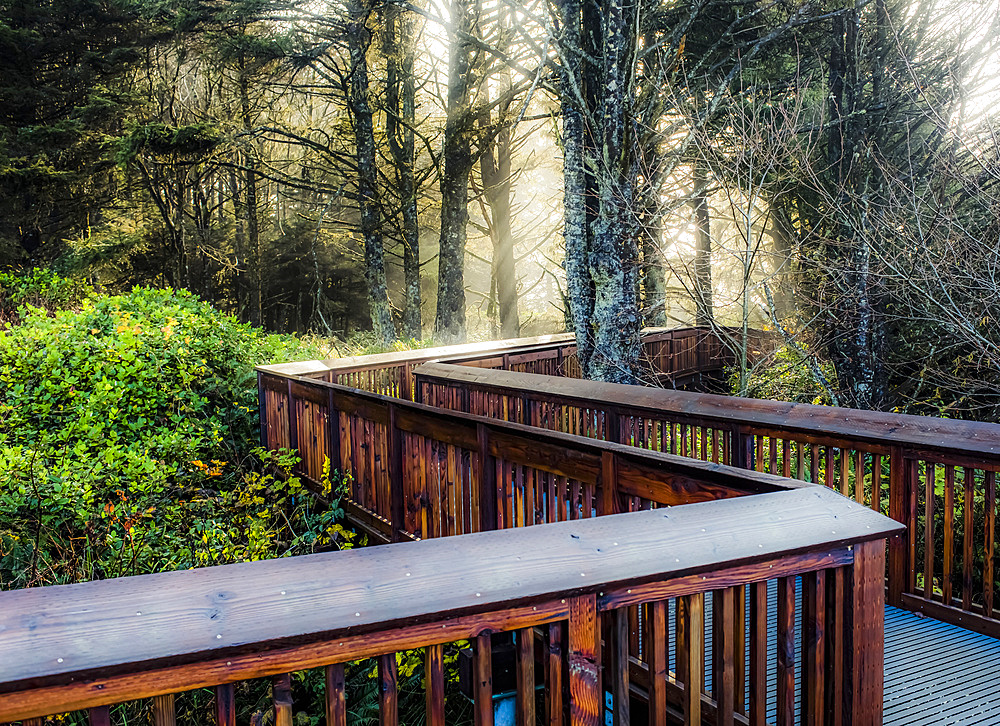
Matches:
[0,278,353,588]
[732,344,837,406]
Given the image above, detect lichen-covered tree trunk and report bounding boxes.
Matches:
[434,0,477,344]
[692,155,714,327]
[557,0,594,369]
[348,0,395,347]
[385,3,421,340]
[557,0,641,383]
[587,0,640,383]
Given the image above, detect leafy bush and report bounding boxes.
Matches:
[0,280,354,588]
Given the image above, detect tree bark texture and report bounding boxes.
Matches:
[434,0,478,343]
[559,0,641,382]
[348,0,396,347]
[386,3,422,340]
[692,155,713,327]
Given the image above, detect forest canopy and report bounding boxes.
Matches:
[3,0,1000,416]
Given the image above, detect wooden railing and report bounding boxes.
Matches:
[413,363,1000,638]
[256,326,756,403]
[257,370,803,544]
[0,484,900,726]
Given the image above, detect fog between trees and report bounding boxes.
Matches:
[4,0,1000,415]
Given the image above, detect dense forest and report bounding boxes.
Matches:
[3,0,1000,413]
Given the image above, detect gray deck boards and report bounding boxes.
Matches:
[660,582,1000,725]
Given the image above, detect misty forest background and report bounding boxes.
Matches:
[4,0,1000,417]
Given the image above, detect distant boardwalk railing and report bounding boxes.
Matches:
[414,363,1000,639]
[0,460,899,726]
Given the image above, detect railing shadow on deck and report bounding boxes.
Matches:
[0,485,900,726]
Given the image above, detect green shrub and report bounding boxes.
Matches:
[0,281,353,588]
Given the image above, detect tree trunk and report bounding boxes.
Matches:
[557,0,593,368]
[479,40,520,339]
[434,0,478,343]
[587,0,640,383]
[692,156,713,327]
[385,3,422,340]
[348,0,395,347]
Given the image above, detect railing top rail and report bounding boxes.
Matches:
[0,487,900,694]
[415,362,1000,459]
[255,332,579,377]
[253,326,727,378]
[264,372,813,498]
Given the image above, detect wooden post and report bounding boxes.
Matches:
[327,388,342,479]
[286,380,299,473]
[844,540,885,726]
[887,446,908,606]
[600,451,619,516]
[478,424,498,532]
[257,372,269,448]
[388,404,406,541]
[568,595,600,726]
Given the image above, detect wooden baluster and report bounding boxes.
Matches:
[782,440,791,478]
[796,442,805,480]
[474,632,494,726]
[216,684,236,726]
[517,627,536,726]
[840,449,849,497]
[963,467,975,611]
[568,595,600,726]
[273,673,293,726]
[811,444,820,484]
[802,570,826,726]
[677,593,703,725]
[424,645,446,726]
[986,471,996,618]
[824,567,845,726]
[327,664,347,726]
[733,584,746,716]
[153,694,176,726]
[89,706,111,726]
[925,462,935,599]
[944,464,955,605]
[379,653,398,726]
[872,453,882,513]
[547,621,565,726]
[646,600,668,726]
[712,588,735,726]
[845,541,886,726]
[855,450,865,505]
[776,577,795,726]
[612,609,629,726]
[749,582,767,726]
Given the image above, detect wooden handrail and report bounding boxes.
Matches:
[413,361,1000,639]
[258,370,814,544]
[414,363,1000,459]
[0,488,900,725]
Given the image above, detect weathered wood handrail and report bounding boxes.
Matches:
[413,362,1000,638]
[256,326,751,402]
[257,369,811,545]
[0,487,901,726]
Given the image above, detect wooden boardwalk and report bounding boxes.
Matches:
[690,583,1000,725]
